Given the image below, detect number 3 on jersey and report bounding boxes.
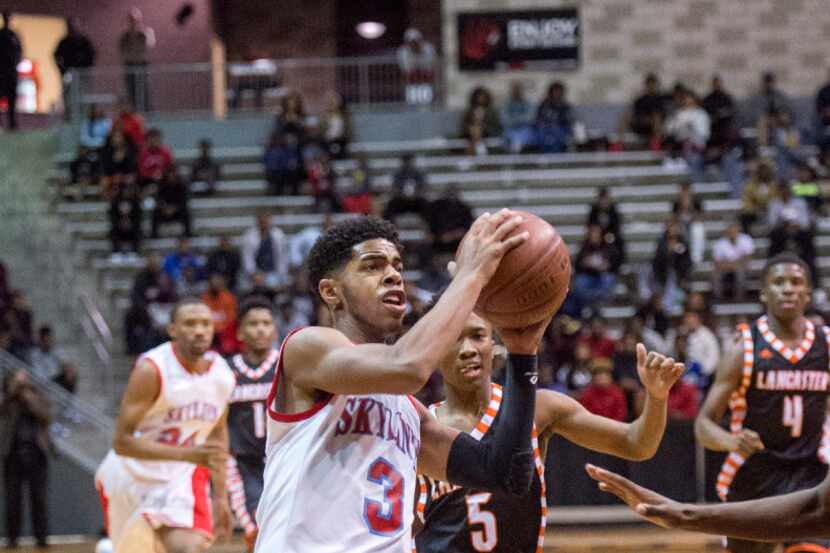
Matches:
[783,395,803,438]
[363,457,404,536]
[466,493,497,552]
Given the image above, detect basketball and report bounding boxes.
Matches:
[473,211,571,329]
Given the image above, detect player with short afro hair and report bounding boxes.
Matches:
[306,216,404,298]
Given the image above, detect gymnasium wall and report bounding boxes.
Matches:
[442,0,830,109]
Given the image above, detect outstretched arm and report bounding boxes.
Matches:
[537,345,683,461]
[586,464,830,541]
[417,353,538,494]
[416,317,548,494]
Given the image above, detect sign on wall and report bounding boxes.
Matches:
[457,9,580,71]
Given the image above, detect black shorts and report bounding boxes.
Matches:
[227,454,265,532]
[726,456,829,553]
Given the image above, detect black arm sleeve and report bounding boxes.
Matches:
[445,354,537,495]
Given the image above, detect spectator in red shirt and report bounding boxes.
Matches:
[138,128,173,189]
[579,358,628,422]
[577,315,616,359]
[113,99,145,146]
[202,273,238,354]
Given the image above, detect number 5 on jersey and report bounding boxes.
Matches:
[466,493,497,552]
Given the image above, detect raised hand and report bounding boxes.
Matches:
[731,428,765,457]
[585,464,686,529]
[636,344,685,400]
[454,209,529,285]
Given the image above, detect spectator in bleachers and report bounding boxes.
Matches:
[424,183,474,255]
[275,294,310,344]
[53,16,95,120]
[206,236,241,292]
[748,70,793,125]
[633,301,671,354]
[108,180,142,255]
[138,128,173,191]
[671,326,706,392]
[650,220,692,310]
[626,73,667,148]
[28,325,60,379]
[289,215,331,271]
[678,310,720,380]
[69,145,101,201]
[341,154,374,214]
[124,300,156,356]
[465,122,489,156]
[0,11,22,131]
[613,331,641,417]
[502,81,536,153]
[101,127,137,199]
[1,368,52,549]
[264,131,302,196]
[702,75,744,198]
[79,105,111,149]
[0,262,9,314]
[113,99,145,146]
[768,181,817,281]
[766,110,803,181]
[557,339,594,394]
[119,8,154,112]
[816,69,830,151]
[383,154,428,223]
[739,158,775,233]
[577,315,616,359]
[177,266,206,297]
[306,151,340,213]
[189,139,220,196]
[162,237,202,285]
[244,272,277,305]
[202,273,238,354]
[397,28,436,105]
[151,165,192,238]
[131,253,161,305]
[461,86,502,141]
[791,162,821,213]
[274,90,306,139]
[588,186,625,259]
[52,361,78,395]
[712,222,754,300]
[320,91,350,159]
[665,88,710,182]
[579,357,628,422]
[672,181,706,264]
[570,223,623,315]
[5,290,32,357]
[242,212,289,290]
[535,81,574,153]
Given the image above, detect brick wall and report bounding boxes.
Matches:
[443,0,830,109]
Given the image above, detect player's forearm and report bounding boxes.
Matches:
[113,435,189,462]
[391,272,484,377]
[446,354,537,495]
[622,394,667,461]
[694,416,735,452]
[678,487,830,540]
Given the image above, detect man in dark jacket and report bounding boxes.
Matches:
[0,11,22,130]
[53,17,95,120]
[1,369,51,548]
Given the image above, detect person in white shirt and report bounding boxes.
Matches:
[679,310,720,377]
[666,89,711,182]
[712,222,754,299]
[241,212,289,291]
[397,28,436,105]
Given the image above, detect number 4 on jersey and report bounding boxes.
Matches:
[783,395,803,438]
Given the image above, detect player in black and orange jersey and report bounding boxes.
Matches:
[414,297,684,553]
[225,296,279,552]
[695,253,830,553]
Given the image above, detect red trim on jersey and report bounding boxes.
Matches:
[96,482,110,534]
[172,342,216,375]
[266,328,333,423]
[191,466,213,537]
[407,395,420,412]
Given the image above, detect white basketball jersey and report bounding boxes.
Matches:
[105,341,236,482]
[255,332,422,553]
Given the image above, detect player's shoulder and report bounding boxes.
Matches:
[282,326,352,363]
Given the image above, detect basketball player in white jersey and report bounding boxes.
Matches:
[256,213,542,553]
[95,298,236,553]
[225,296,279,552]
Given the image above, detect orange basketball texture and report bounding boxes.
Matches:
[470,211,571,328]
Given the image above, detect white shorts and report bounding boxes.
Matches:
[95,452,213,553]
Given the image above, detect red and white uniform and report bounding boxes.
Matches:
[255,329,422,553]
[95,342,235,553]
